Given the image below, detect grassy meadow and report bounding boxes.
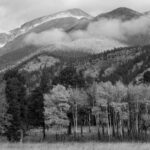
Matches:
[0,127,150,150]
[0,142,150,150]
[0,128,150,150]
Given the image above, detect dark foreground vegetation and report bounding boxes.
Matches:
[0,65,150,143]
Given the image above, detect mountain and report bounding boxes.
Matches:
[0,7,144,52]
[0,18,92,58]
[20,8,91,34]
[0,8,92,48]
[0,33,10,47]
[1,8,150,100]
[94,7,142,21]
[144,11,150,17]
[0,8,93,61]
[0,7,149,75]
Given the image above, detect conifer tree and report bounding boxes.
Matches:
[28,87,45,138]
[4,70,27,142]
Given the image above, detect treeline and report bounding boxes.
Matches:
[1,66,150,142]
[99,47,150,84]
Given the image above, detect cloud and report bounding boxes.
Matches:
[88,16,150,45]
[24,29,71,46]
[23,24,126,54]
[71,16,150,46]
[24,15,150,53]
[65,38,125,53]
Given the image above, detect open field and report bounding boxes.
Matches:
[0,142,150,150]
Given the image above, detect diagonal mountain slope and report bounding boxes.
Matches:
[0,8,92,47]
[94,7,142,21]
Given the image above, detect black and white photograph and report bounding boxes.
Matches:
[0,0,150,149]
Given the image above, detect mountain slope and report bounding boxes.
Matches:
[0,33,10,47]
[94,7,142,21]
[97,46,150,84]
[13,46,150,83]
[144,11,150,18]
[0,17,92,58]
[20,8,91,34]
[0,44,146,77]
[0,8,92,47]
[1,42,150,92]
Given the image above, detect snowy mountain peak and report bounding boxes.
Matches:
[65,8,91,18]
[0,8,91,47]
[21,8,91,30]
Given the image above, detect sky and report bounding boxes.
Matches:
[0,0,150,33]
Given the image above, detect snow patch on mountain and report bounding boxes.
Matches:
[19,12,89,36]
[33,12,88,27]
[0,44,5,48]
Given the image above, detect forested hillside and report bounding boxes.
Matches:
[0,44,150,142]
[0,45,149,89]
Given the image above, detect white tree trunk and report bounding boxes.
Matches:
[20,129,23,143]
[75,103,78,134]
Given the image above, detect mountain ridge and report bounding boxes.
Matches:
[0,7,146,47]
[94,7,143,21]
[0,8,92,47]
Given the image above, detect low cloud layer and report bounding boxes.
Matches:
[24,15,150,53]
[24,29,71,46]
[86,16,150,46]
[24,29,125,53]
